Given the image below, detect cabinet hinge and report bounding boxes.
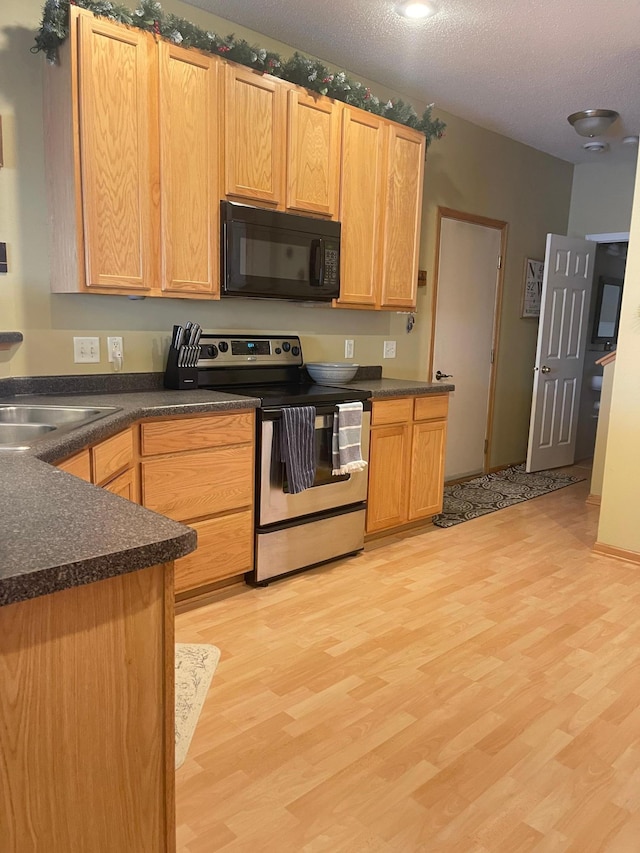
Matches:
[484,439,489,455]
[490,349,495,364]
[497,255,502,270]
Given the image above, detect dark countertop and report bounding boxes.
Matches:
[0,332,23,347]
[348,378,455,397]
[0,383,260,607]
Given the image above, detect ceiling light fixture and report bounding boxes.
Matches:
[622,135,639,146]
[567,109,619,138]
[395,0,437,19]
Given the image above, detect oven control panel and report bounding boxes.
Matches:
[196,334,303,367]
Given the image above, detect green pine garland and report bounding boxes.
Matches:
[32,0,446,147]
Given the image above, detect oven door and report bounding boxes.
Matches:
[259,407,370,526]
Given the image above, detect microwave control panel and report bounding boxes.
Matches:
[323,241,340,287]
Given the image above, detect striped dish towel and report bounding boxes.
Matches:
[280,406,316,494]
[332,402,368,475]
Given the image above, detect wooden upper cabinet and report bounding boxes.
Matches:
[337,108,387,308]
[159,44,219,297]
[224,64,286,206]
[77,14,158,292]
[379,125,425,309]
[286,90,341,217]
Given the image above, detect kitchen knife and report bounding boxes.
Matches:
[174,326,185,353]
[189,322,201,346]
[171,324,182,349]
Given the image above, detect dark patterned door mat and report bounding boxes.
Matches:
[432,464,586,528]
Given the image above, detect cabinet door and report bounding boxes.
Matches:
[366,424,410,533]
[338,109,386,308]
[286,90,340,217]
[224,65,286,205]
[91,428,134,486]
[77,15,158,292]
[379,125,425,309]
[408,420,447,520]
[159,44,219,296]
[103,466,137,503]
[56,450,92,482]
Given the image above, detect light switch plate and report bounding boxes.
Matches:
[344,339,354,359]
[73,336,100,363]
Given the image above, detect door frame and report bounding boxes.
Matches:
[429,207,509,474]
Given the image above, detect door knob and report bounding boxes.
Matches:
[435,370,452,380]
[540,365,551,374]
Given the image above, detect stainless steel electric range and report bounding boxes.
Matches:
[181,333,371,585]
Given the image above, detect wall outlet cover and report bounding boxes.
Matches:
[383,340,397,359]
[344,339,354,359]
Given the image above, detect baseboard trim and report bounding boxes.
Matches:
[593,542,640,565]
[585,493,601,506]
[485,461,525,475]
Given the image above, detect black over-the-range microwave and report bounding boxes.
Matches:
[220,201,341,302]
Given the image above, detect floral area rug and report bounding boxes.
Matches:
[175,643,220,769]
[432,464,586,529]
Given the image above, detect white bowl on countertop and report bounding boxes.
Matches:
[305,362,359,383]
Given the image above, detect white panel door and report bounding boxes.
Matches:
[432,217,502,481]
[526,234,596,472]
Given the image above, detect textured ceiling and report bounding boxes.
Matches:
[182,0,640,165]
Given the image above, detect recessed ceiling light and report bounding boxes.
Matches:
[622,135,639,146]
[395,1,437,19]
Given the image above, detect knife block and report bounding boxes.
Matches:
[163,348,198,390]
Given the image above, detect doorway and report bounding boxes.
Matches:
[430,208,507,481]
[575,235,628,461]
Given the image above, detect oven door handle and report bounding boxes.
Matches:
[309,239,324,288]
[261,401,371,420]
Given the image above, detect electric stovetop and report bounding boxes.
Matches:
[224,382,371,408]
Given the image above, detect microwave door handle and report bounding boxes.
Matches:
[309,239,324,288]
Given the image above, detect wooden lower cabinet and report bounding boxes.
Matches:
[366,395,448,534]
[0,563,175,853]
[409,420,447,520]
[140,410,255,595]
[366,424,410,533]
[56,429,137,500]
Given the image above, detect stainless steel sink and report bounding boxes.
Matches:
[0,404,121,450]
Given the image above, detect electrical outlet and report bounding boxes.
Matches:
[73,336,100,363]
[344,339,354,359]
[107,336,123,363]
[383,340,396,359]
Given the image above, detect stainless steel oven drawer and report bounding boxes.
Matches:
[255,508,365,582]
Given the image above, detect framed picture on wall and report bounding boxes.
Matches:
[521,258,544,318]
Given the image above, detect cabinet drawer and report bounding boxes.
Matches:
[92,428,134,485]
[414,395,449,422]
[140,411,254,456]
[371,397,413,426]
[142,446,253,522]
[175,510,253,593]
[56,449,92,482]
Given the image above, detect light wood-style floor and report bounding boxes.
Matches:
[175,466,640,852]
